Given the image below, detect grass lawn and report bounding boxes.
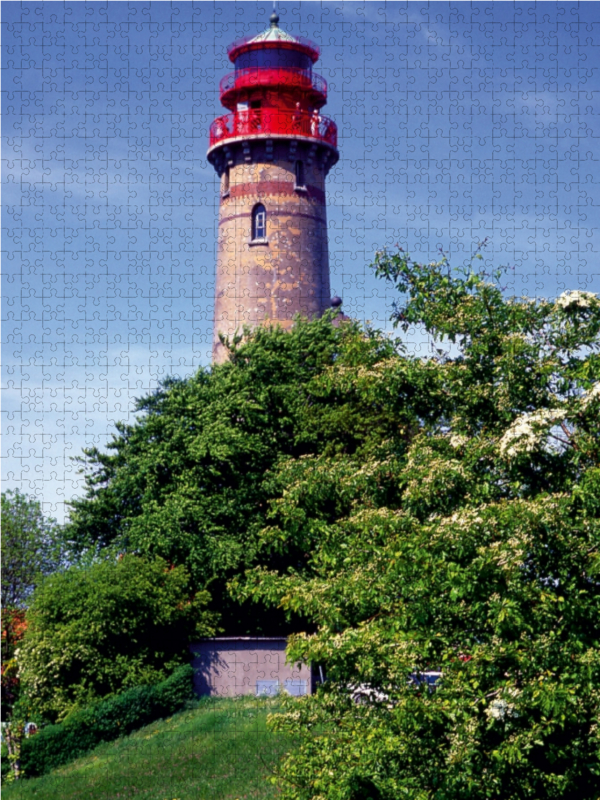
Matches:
[2,695,302,800]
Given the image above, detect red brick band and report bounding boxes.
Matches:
[219,210,327,227]
[226,181,326,204]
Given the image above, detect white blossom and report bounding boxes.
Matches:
[349,683,392,706]
[486,698,519,721]
[499,408,567,458]
[556,290,598,309]
[581,382,600,408]
[449,434,469,449]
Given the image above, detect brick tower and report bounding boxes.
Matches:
[207,11,339,363]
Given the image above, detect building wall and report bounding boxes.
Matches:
[189,637,313,697]
[211,139,335,363]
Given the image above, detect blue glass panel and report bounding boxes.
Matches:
[256,680,279,697]
[285,679,307,696]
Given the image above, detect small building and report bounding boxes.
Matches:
[189,637,314,698]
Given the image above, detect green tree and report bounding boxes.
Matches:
[61,250,599,797]
[2,491,67,728]
[233,252,600,800]
[17,554,216,723]
[1,490,65,609]
[66,314,408,635]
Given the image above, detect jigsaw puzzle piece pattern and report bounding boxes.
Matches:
[2,2,598,519]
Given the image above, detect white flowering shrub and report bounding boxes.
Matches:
[556,290,598,310]
[235,250,600,800]
[580,381,600,409]
[56,245,599,800]
[499,408,567,458]
[449,433,469,449]
[486,697,519,722]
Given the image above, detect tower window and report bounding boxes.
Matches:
[252,203,267,240]
[221,167,230,197]
[295,160,305,189]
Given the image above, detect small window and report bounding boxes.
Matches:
[221,167,230,197]
[252,203,267,240]
[295,160,305,189]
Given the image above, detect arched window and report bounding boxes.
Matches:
[295,160,305,189]
[252,203,267,240]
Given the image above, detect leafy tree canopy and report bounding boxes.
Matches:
[66,314,416,634]
[2,490,67,723]
[17,554,215,723]
[231,252,600,800]
[1,490,65,610]
[61,247,599,798]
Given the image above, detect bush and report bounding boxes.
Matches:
[19,664,194,778]
[18,554,215,722]
[1,742,10,781]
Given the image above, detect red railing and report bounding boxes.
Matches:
[220,67,327,101]
[209,108,337,148]
[227,33,319,60]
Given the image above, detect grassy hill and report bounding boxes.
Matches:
[2,695,301,800]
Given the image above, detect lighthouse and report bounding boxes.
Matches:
[207,11,339,363]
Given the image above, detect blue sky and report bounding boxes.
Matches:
[2,1,599,521]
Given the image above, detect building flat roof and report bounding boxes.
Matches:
[191,637,289,642]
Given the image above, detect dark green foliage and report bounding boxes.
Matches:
[51,249,600,798]
[234,254,600,800]
[1,491,69,773]
[19,664,194,778]
[1,744,10,781]
[65,315,407,635]
[17,555,215,722]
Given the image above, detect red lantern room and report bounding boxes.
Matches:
[208,12,337,151]
[208,11,340,363]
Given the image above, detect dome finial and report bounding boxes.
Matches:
[270,2,279,27]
